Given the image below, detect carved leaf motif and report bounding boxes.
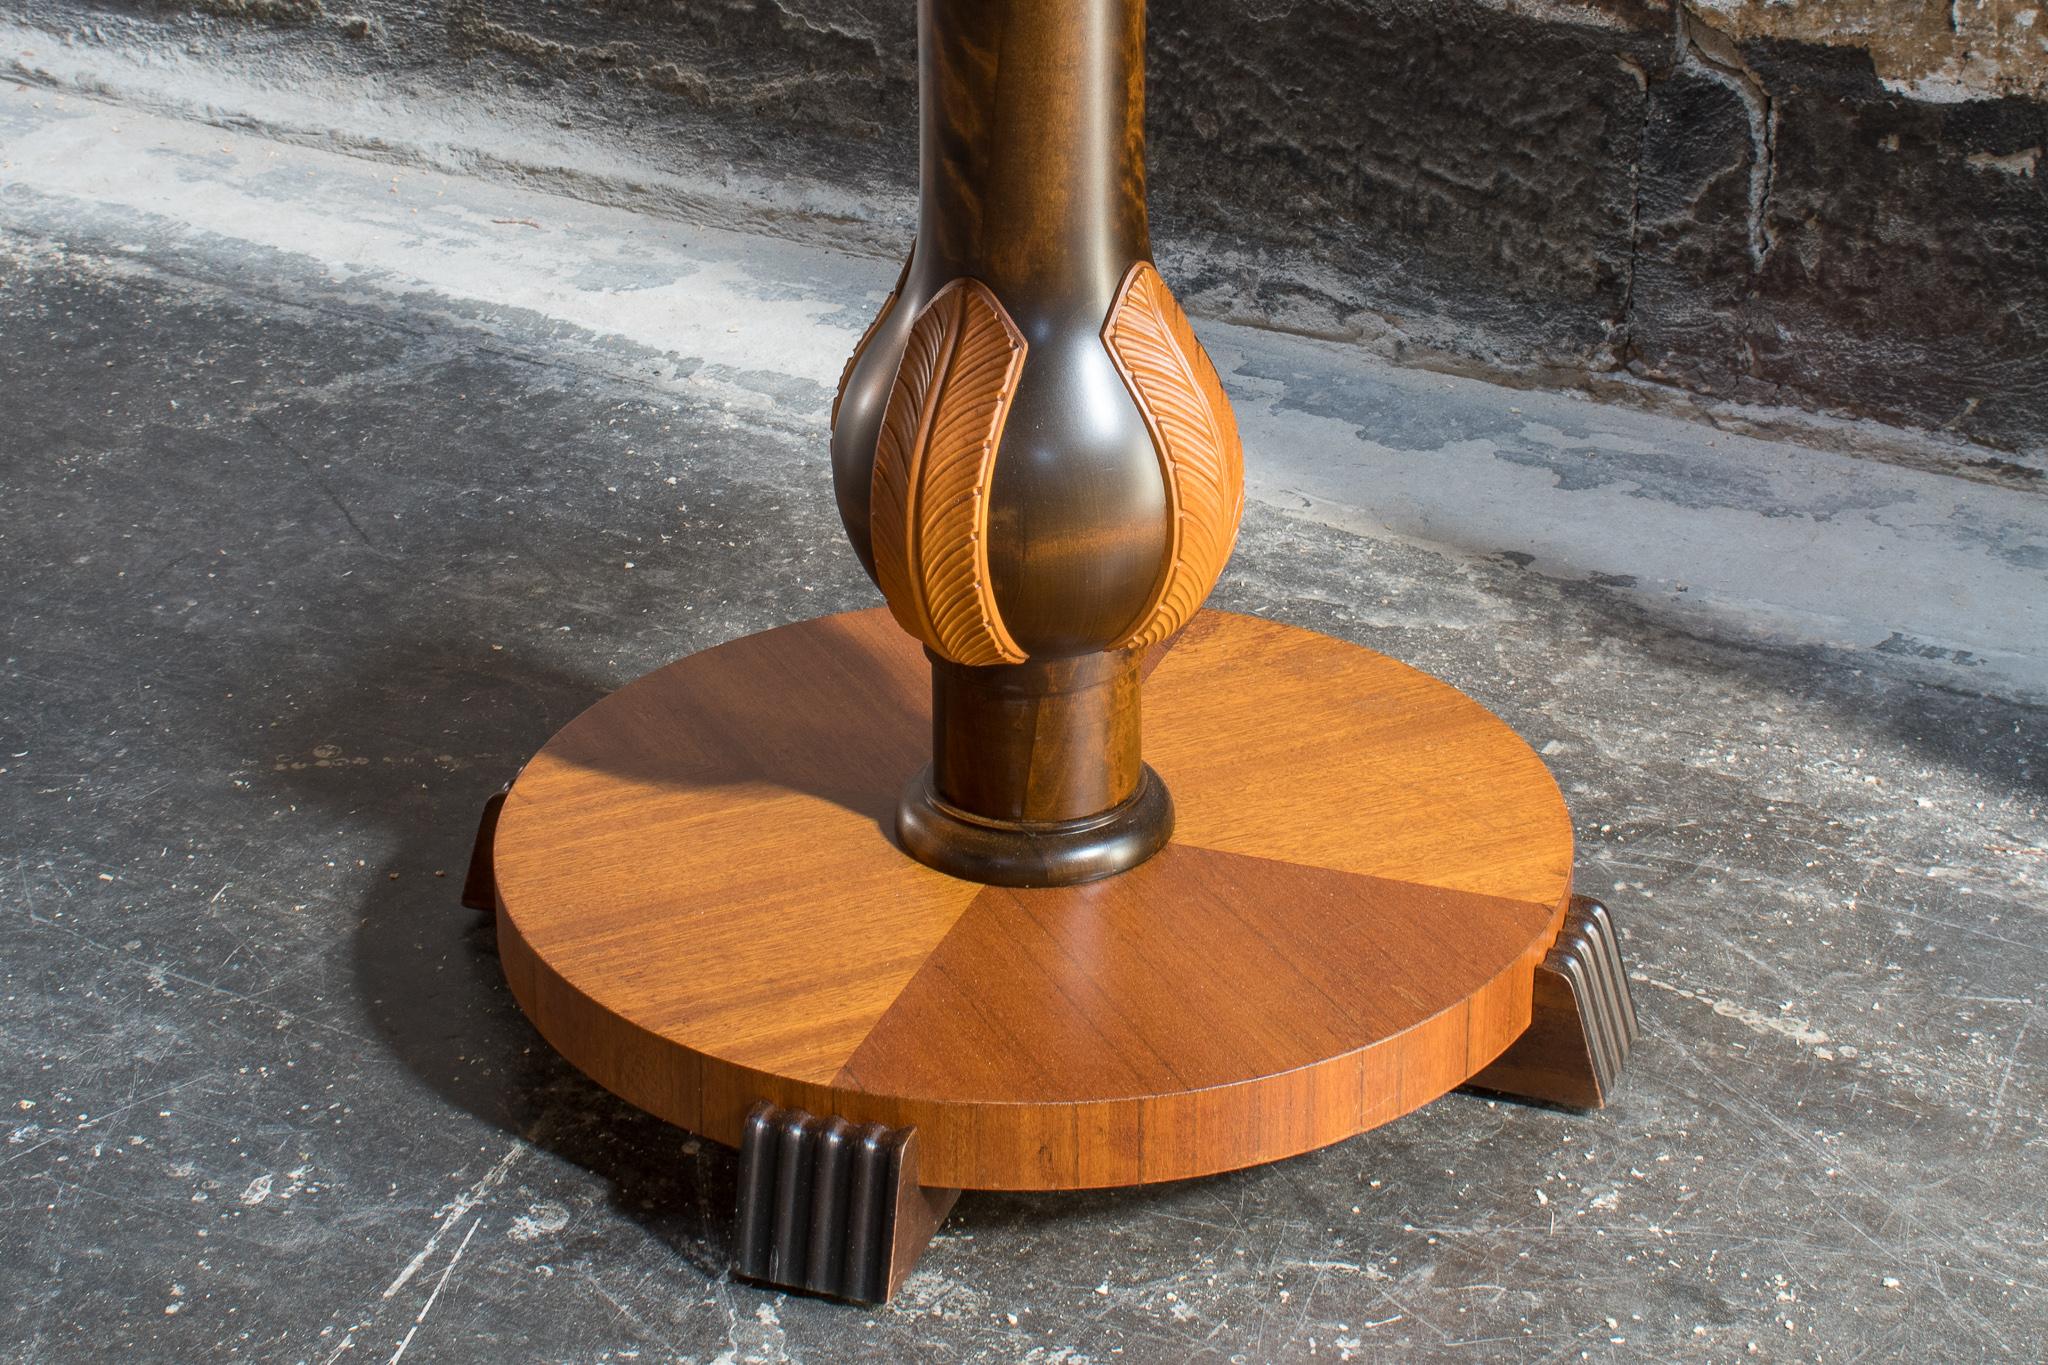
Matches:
[831,244,912,433]
[1103,262,1247,650]
[868,302,942,631]
[869,279,1029,666]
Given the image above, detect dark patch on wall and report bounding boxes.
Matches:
[1628,63,1770,393]
[23,0,2046,452]
[1735,42,2048,450]
[441,0,914,169]
[1145,0,1658,372]
[1626,28,2048,452]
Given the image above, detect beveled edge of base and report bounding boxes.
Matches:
[894,763,1174,887]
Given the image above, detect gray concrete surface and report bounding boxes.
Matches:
[3,91,2045,1362]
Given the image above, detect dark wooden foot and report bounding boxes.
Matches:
[1467,895,1638,1110]
[734,1101,959,1305]
[460,789,508,913]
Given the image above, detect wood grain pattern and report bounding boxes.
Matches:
[1151,616,1576,907]
[869,278,1028,667]
[493,609,1575,1190]
[1103,260,1246,650]
[835,0,1166,652]
[835,845,1549,1188]
[494,612,981,1089]
[830,244,910,433]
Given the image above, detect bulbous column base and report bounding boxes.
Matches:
[895,762,1173,888]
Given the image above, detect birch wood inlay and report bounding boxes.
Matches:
[869,278,1029,667]
[1102,261,1246,650]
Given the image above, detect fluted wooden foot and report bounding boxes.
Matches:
[1467,896,1638,1110]
[734,1102,959,1305]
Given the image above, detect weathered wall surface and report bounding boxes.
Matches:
[1686,0,2046,102]
[9,0,2045,456]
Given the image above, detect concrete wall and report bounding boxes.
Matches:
[11,0,2045,459]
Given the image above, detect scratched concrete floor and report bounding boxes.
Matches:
[3,91,2045,1364]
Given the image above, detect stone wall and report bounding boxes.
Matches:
[1685,0,2045,102]
[13,0,2045,456]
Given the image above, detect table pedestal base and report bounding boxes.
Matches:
[469,609,1632,1301]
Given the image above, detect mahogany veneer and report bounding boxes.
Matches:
[491,608,1579,1193]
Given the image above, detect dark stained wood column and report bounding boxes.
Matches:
[830,0,1245,887]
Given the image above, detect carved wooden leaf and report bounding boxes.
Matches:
[1103,261,1246,650]
[869,279,1028,666]
[867,297,942,631]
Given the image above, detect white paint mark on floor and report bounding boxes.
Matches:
[388,1213,483,1365]
[1636,974,1832,1048]
[382,1140,524,1300]
[507,1201,569,1242]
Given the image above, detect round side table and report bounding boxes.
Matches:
[468,0,1635,1306]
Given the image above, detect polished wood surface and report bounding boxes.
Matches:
[830,248,908,434]
[927,647,1144,821]
[1103,260,1246,649]
[831,0,1167,647]
[831,0,1243,656]
[902,644,1173,886]
[826,1,1248,882]
[734,1100,959,1305]
[492,609,1576,1190]
[870,278,1028,667]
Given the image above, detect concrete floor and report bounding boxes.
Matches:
[3,89,2045,1363]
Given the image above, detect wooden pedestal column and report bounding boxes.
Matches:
[476,0,1634,1309]
[831,0,1241,888]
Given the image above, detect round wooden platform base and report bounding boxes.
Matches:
[492,609,1574,1191]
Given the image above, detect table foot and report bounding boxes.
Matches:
[1467,896,1638,1110]
[734,1101,959,1305]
